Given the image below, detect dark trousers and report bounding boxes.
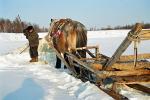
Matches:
[29,46,38,58]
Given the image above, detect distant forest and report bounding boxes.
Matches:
[100,23,150,30]
[1,16,150,32]
[0,16,48,33]
[89,23,150,31]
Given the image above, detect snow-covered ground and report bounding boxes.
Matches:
[0,31,150,100]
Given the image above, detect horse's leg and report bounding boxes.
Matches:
[55,55,61,68]
[75,50,87,76]
[64,53,68,69]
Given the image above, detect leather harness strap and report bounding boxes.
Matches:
[51,19,67,38]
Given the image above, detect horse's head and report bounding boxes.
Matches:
[50,19,68,35]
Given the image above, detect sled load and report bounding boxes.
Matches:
[47,22,150,99]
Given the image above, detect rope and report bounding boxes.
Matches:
[127,31,141,68]
[127,31,141,42]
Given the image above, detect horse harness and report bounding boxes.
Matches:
[51,19,71,38]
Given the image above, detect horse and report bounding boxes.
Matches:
[47,18,87,70]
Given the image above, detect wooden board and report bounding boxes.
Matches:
[98,86,128,100]
[127,84,150,94]
[111,75,150,84]
[89,61,150,71]
[139,30,150,40]
[118,53,150,62]
[97,70,150,78]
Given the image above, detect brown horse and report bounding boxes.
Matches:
[48,18,87,69]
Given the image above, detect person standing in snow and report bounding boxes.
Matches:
[23,26,39,62]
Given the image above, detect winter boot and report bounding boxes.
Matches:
[35,57,38,62]
[29,57,37,62]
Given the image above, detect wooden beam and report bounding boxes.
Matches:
[112,75,150,84]
[66,52,95,73]
[110,61,150,70]
[86,49,96,58]
[76,46,100,60]
[97,70,150,78]
[98,86,128,100]
[118,53,150,62]
[89,61,150,71]
[139,30,150,40]
[127,84,150,94]
[104,23,143,69]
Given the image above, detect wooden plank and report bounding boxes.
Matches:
[99,54,110,60]
[89,61,150,71]
[112,75,150,84]
[104,23,143,69]
[80,53,109,61]
[139,30,150,40]
[89,63,103,70]
[52,47,77,75]
[127,84,150,94]
[66,52,95,73]
[86,49,96,58]
[97,70,150,78]
[98,86,128,100]
[110,61,150,70]
[118,53,150,62]
[76,46,100,60]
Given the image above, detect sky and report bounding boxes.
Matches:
[0,0,150,29]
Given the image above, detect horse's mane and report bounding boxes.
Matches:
[49,18,87,51]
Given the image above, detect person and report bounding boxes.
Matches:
[23,26,39,62]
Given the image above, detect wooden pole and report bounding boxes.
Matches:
[104,23,142,69]
[20,45,29,54]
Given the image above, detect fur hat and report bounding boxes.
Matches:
[26,26,34,31]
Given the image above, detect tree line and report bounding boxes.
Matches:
[101,23,150,30]
[1,16,150,32]
[0,16,48,33]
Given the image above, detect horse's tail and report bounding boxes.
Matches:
[75,22,87,58]
[75,22,87,47]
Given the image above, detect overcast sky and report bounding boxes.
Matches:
[0,0,150,28]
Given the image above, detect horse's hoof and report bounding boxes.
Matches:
[55,67,61,69]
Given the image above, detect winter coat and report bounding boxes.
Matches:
[23,30,39,47]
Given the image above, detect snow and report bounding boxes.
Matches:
[0,30,150,100]
[0,32,47,55]
[0,52,111,100]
